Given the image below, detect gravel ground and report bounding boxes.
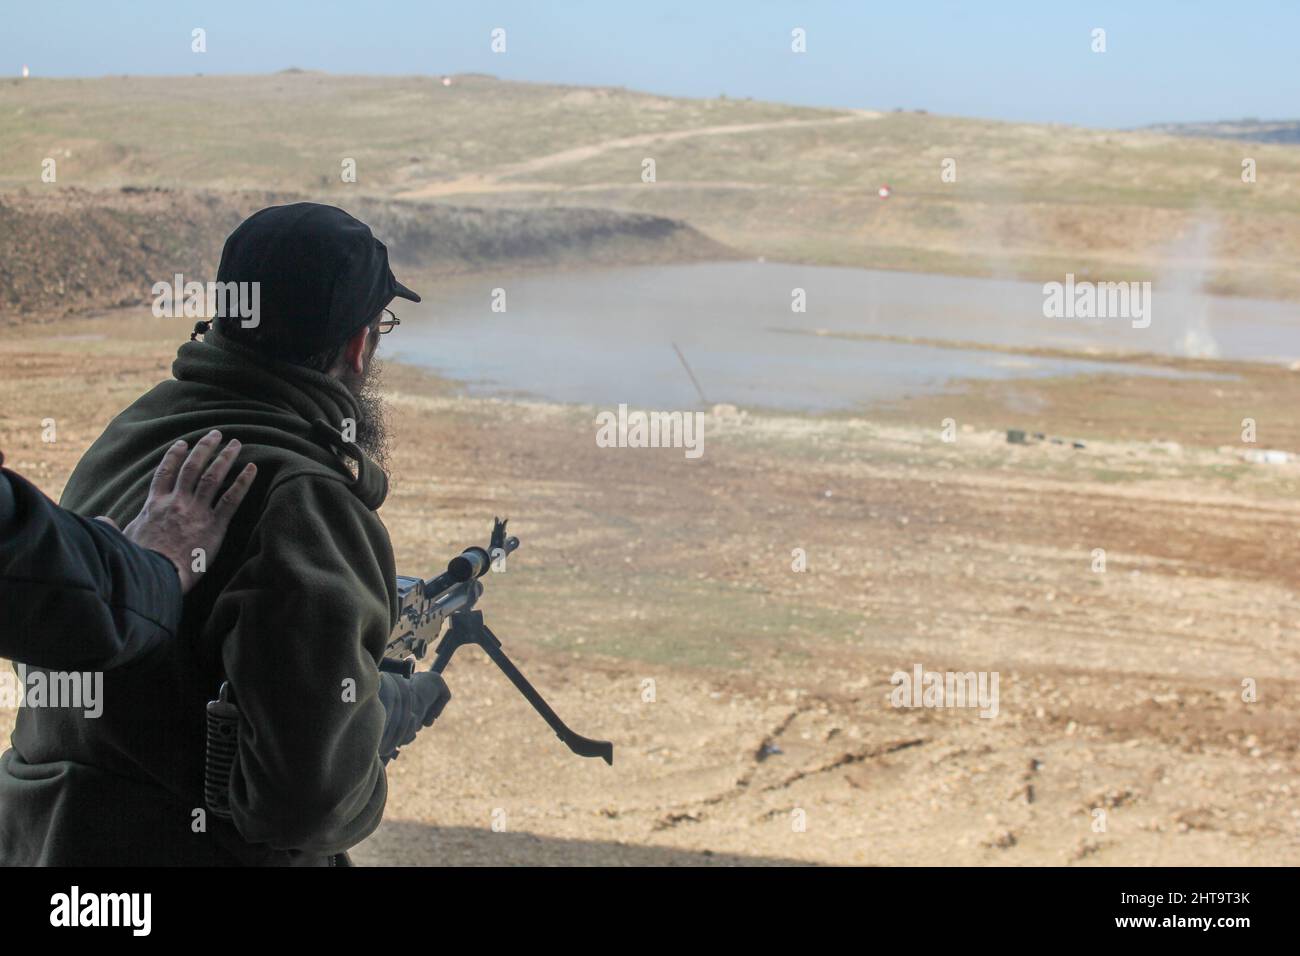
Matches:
[2,309,1297,865]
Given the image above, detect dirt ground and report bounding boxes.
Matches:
[1,308,1297,866]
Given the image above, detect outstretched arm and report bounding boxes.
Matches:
[0,437,254,670]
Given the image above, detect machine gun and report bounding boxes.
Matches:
[381,518,613,765]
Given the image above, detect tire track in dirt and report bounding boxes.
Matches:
[396,111,880,199]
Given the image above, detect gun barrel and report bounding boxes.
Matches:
[386,522,612,766]
[446,536,520,583]
[430,579,481,617]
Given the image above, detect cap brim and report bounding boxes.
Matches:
[391,278,421,304]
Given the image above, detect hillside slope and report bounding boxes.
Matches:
[1145,119,1300,145]
[0,186,735,322]
[3,73,1299,299]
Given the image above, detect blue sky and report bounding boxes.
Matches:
[2,0,1295,127]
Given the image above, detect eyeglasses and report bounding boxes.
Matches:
[378,309,401,335]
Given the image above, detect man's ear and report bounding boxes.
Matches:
[342,324,372,376]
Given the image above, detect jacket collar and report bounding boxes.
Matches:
[179,328,360,426]
[172,330,388,509]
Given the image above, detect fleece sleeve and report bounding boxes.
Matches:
[0,468,182,670]
[208,474,396,855]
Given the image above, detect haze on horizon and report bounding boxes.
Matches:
[1,0,1296,130]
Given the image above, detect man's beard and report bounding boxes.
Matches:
[341,357,390,475]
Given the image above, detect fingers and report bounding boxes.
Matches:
[416,672,451,726]
[93,515,120,530]
[194,438,242,506]
[149,431,252,515]
[148,439,191,498]
[425,684,451,725]
[213,462,257,522]
[174,430,223,496]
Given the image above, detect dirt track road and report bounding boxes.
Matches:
[395,112,879,199]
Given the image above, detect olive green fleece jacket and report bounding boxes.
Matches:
[0,330,398,866]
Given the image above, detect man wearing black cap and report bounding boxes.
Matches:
[0,203,448,866]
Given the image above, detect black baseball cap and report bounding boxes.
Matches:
[214,203,420,361]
